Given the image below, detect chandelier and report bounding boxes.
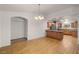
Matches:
[34,4,44,20]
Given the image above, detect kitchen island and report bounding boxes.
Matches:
[46,30,64,40]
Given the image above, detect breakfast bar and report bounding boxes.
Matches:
[46,30,64,40]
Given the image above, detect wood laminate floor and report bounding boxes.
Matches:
[0,35,77,54]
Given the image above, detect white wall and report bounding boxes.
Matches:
[0,11,45,47]
[0,12,11,47]
[27,18,46,40]
[11,17,25,39]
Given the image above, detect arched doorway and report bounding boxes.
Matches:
[11,16,28,43]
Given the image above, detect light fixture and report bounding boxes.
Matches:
[34,4,44,20]
[64,19,70,24]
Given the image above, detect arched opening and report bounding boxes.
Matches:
[11,16,28,43]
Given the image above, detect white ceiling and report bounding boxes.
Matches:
[0,4,78,15]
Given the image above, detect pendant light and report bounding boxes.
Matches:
[34,4,44,20]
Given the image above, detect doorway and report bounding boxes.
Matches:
[11,16,28,43]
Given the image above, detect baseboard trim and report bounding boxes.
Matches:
[0,42,11,48]
[11,37,27,41]
[28,36,46,40]
[11,37,27,44]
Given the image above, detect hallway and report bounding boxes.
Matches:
[0,35,77,54]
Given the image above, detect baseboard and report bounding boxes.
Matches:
[11,37,27,44]
[0,42,11,48]
[28,36,46,40]
[11,37,27,40]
